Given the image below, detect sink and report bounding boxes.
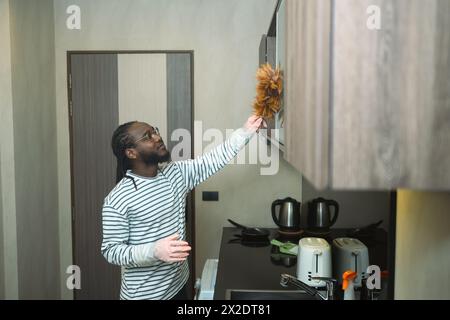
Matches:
[225,289,318,300]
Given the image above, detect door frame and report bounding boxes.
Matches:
[66,50,196,299]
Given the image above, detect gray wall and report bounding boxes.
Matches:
[53,0,303,296]
[302,178,390,230]
[0,0,19,299]
[0,1,6,297]
[9,0,60,299]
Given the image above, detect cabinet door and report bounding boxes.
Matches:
[285,0,332,189]
[332,0,450,189]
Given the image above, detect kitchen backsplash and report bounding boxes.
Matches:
[301,177,391,231]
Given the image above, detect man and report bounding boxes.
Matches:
[101,115,263,300]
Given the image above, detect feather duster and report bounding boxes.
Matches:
[252,63,283,119]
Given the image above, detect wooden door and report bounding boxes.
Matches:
[69,52,194,299]
[69,53,121,299]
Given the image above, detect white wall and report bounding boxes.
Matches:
[54,0,302,298]
[396,190,450,299]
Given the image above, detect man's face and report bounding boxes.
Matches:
[126,122,171,165]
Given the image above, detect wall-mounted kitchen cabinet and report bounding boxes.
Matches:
[284,0,450,190]
[259,0,285,150]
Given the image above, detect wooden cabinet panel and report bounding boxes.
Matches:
[284,0,450,190]
[285,0,331,189]
[332,0,450,189]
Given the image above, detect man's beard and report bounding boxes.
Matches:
[140,149,171,165]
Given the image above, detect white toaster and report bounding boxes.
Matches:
[332,237,369,287]
[296,237,332,288]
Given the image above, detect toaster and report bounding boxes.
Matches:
[297,237,332,288]
[332,237,369,287]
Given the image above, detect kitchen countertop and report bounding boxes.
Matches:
[213,227,388,300]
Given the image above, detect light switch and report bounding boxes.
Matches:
[202,191,219,201]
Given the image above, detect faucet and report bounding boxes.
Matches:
[280,274,337,300]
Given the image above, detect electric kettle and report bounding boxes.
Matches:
[307,197,339,231]
[271,197,301,231]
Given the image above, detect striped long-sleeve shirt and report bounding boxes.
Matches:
[101,128,254,300]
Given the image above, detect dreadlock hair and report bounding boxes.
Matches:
[111,121,139,190]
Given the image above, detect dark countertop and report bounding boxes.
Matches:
[213,227,388,300]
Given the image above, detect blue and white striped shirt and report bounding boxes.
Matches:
[101,128,252,299]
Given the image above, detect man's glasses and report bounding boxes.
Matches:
[135,127,160,143]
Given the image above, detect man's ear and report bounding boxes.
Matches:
[125,148,138,160]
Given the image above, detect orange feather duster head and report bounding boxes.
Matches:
[252,63,283,119]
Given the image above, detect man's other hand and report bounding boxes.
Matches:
[154,233,191,263]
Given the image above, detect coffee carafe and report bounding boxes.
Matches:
[307,197,339,231]
[271,197,301,231]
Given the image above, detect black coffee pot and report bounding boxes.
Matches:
[307,197,339,231]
